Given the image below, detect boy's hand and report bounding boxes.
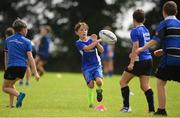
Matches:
[91,34,98,42]
[128,63,134,71]
[154,49,163,57]
[34,73,40,81]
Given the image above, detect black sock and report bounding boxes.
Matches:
[121,86,130,107]
[145,89,155,112]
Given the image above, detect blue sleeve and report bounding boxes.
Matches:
[76,41,86,50]
[130,29,139,42]
[152,20,166,42]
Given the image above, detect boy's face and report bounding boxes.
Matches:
[76,25,88,39]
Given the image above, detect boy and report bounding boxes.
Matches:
[75,22,104,108]
[119,9,155,113]
[36,25,51,76]
[3,18,40,108]
[137,1,180,116]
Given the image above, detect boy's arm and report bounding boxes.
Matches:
[4,51,8,70]
[96,43,104,53]
[27,51,40,81]
[83,34,102,52]
[128,41,139,70]
[136,40,157,54]
[83,40,101,52]
[154,49,163,57]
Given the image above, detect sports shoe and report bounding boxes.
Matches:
[154,108,167,116]
[16,92,26,108]
[120,107,132,112]
[96,89,103,102]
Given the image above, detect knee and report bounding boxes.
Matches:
[88,81,94,88]
[140,84,149,92]
[96,78,102,86]
[120,79,127,87]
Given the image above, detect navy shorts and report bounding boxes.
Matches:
[4,66,26,80]
[155,65,180,82]
[125,59,153,76]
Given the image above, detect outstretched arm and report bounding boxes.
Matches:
[136,40,157,54]
[83,34,102,52]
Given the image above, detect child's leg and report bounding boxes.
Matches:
[2,79,19,97]
[120,71,134,109]
[95,77,103,102]
[157,79,167,109]
[25,66,31,85]
[139,75,155,112]
[87,81,94,108]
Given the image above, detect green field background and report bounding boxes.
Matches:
[0,72,180,117]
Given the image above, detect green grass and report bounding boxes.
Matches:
[0,71,180,117]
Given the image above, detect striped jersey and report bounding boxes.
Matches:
[153,16,180,66]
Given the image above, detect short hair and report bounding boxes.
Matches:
[40,25,51,33]
[163,1,177,16]
[12,18,27,32]
[74,22,89,32]
[133,9,145,23]
[5,27,15,37]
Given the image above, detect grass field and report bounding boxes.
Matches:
[0,71,180,117]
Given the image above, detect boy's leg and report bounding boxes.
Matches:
[25,66,31,85]
[154,79,167,116]
[95,77,103,102]
[83,70,95,108]
[87,81,94,108]
[120,71,133,112]
[139,75,155,112]
[9,83,16,108]
[2,79,19,97]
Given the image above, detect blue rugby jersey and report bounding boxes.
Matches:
[38,35,50,59]
[130,25,152,61]
[75,37,102,71]
[152,16,180,66]
[4,33,32,67]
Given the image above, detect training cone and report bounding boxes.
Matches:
[95,105,107,111]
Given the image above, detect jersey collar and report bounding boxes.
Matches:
[165,16,177,20]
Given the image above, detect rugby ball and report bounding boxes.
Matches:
[99,30,117,44]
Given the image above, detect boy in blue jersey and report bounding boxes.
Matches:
[119,9,155,113]
[137,1,180,116]
[36,25,51,76]
[75,22,104,108]
[3,18,40,108]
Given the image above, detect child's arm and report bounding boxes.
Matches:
[91,34,104,53]
[96,43,104,53]
[154,49,163,57]
[4,51,8,70]
[128,41,139,70]
[83,34,101,52]
[27,51,40,81]
[136,40,157,54]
